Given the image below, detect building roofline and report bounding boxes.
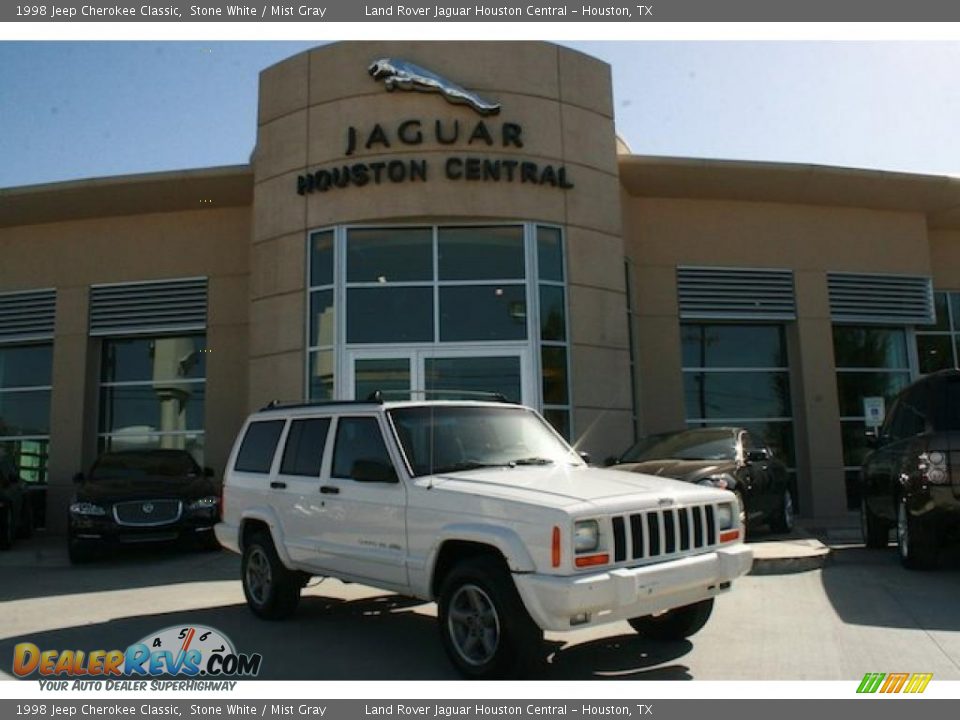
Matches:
[618,154,960,230]
[0,165,253,229]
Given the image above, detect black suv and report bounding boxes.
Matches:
[861,369,960,569]
[68,449,220,563]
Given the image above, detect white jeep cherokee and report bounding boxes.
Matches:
[216,399,753,678]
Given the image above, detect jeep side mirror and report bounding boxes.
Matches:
[578,451,592,465]
[73,472,85,484]
[351,459,397,483]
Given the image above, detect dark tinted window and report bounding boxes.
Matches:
[621,429,737,463]
[280,418,331,477]
[235,420,285,474]
[332,417,394,480]
[943,378,960,431]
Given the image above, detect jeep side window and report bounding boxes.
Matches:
[235,420,286,474]
[280,417,331,477]
[332,417,397,482]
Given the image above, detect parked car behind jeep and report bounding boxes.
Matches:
[0,450,34,550]
[216,399,753,679]
[68,449,220,563]
[608,427,795,534]
[861,369,960,569]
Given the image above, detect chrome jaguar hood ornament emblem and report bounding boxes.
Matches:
[368,57,501,116]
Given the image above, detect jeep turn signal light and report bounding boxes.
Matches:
[552,526,561,567]
[574,553,609,568]
[719,529,740,543]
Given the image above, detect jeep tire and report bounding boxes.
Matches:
[437,555,543,679]
[897,500,938,571]
[242,530,301,620]
[860,498,889,549]
[628,598,715,641]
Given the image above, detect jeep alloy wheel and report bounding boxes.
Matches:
[245,546,272,606]
[447,583,501,667]
[241,531,301,619]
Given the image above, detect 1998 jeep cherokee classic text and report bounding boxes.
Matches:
[216,400,753,678]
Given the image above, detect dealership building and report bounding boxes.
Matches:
[1,41,958,530]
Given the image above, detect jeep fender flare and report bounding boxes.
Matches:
[238,508,295,569]
[425,523,537,593]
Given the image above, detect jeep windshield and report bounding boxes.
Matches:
[388,405,583,477]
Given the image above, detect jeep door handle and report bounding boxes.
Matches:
[320,485,340,495]
[270,481,287,490]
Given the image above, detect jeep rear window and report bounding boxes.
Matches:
[235,420,285,474]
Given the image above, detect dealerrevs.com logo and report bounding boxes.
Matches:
[857,672,933,694]
[13,625,262,689]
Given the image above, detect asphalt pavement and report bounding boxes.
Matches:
[1,531,958,681]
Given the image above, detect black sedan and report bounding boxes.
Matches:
[608,427,794,534]
[68,449,220,563]
[0,451,34,550]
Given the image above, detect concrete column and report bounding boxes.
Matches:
[204,274,250,476]
[793,270,848,520]
[46,286,95,534]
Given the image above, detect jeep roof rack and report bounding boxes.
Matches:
[365,389,513,403]
[258,398,383,412]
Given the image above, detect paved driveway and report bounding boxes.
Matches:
[1,535,959,680]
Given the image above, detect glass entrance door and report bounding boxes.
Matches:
[346,348,530,404]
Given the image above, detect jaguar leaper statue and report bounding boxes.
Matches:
[368,57,501,116]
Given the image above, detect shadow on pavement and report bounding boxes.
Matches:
[819,544,960,631]
[0,536,239,602]
[1,590,693,681]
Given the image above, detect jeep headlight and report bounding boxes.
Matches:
[187,496,219,514]
[574,519,600,553]
[69,502,106,516]
[716,502,735,531]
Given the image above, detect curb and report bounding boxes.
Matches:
[747,537,833,576]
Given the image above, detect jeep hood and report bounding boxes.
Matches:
[421,464,732,511]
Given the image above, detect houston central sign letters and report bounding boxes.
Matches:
[296,119,574,195]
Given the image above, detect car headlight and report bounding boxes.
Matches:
[698,473,735,490]
[187,496,219,513]
[716,502,735,530]
[69,502,106,516]
[574,519,599,553]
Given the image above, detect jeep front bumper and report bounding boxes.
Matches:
[513,544,753,632]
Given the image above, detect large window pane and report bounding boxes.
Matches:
[438,226,524,281]
[346,287,433,344]
[309,350,334,401]
[0,345,52,388]
[310,230,334,287]
[682,324,787,368]
[542,408,570,440]
[832,327,908,369]
[841,420,871,467]
[539,285,566,342]
[1,438,49,483]
[101,336,207,383]
[439,285,527,342]
[425,356,522,403]
[355,358,410,402]
[835,371,910,417]
[684,371,791,420]
[347,228,433,283]
[916,334,954,374]
[0,390,51,436]
[537,226,564,282]
[99,385,205,434]
[309,290,335,347]
[541,347,569,405]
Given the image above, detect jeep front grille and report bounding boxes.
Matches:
[610,505,716,563]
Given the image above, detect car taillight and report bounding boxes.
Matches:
[920,451,949,484]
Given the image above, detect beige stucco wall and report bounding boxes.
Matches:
[931,229,960,290]
[251,41,633,461]
[621,196,931,519]
[0,206,251,530]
